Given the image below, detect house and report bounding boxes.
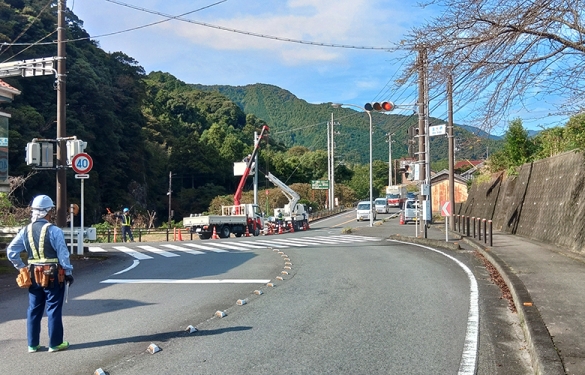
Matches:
[430,170,469,213]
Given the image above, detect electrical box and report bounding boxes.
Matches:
[66,139,87,165]
[422,199,432,221]
[25,142,40,166]
[420,184,430,196]
[41,142,53,167]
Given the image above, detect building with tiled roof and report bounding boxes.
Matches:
[0,79,21,192]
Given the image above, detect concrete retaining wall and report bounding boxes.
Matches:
[460,150,585,253]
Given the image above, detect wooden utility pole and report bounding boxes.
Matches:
[56,0,67,226]
[448,74,455,231]
[417,48,426,183]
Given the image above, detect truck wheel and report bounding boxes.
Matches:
[199,233,211,240]
[219,225,231,239]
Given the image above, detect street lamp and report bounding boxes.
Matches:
[332,103,374,227]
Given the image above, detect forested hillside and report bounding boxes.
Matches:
[0,0,499,227]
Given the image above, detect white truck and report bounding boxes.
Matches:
[266,172,309,231]
[386,185,408,208]
[183,204,264,239]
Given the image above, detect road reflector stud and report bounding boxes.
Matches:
[215,310,227,318]
[285,261,292,265]
[237,299,248,305]
[278,251,284,255]
[254,290,263,295]
[523,302,533,306]
[266,282,275,287]
[283,258,290,261]
[284,266,291,270]
[271,248,277,252]
[147,343,161,354]
[94,368,107,375]
[185,325,198,333]
[281,254,288,257]
[276,276,284,280]
[281,271,289,275]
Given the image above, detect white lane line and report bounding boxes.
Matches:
[390,239,478,375]
[138,245,180,257]
[201,242,248,251]
[160,244,205,255]
[112,246,153,260]
[88,246,106,252]
[223,241,266,249]
[253,240,290,248]
[112,260,140,275]
[257,238,308,247]
[100,279,271,284]
[292,237,343,244]
[182,243,228,253]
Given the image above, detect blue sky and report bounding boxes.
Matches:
[71,0,567,135]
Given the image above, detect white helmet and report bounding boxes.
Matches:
[31,195,55,210]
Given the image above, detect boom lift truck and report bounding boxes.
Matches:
[183,125,269,239]
[266,172,309,232]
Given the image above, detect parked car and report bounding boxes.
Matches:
[356,201,377,221]
[374,198,389,214]
[403,199,419,224]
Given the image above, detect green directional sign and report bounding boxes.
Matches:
[311,180,329,190]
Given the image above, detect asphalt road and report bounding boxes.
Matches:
[0,209,533,374]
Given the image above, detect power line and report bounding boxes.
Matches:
[105,0,392,51]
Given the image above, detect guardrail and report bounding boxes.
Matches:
[454,215,493,246]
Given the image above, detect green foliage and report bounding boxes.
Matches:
[488,119,536,173]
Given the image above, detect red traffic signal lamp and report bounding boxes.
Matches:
[364,101,394,112]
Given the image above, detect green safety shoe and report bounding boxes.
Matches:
[28,345,41,353]
[49,341,69,352]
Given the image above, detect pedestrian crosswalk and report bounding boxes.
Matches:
[88,235,382,260]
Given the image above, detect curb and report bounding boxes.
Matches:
[460,237,565,375]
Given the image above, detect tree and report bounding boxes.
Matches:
[488,119,535,172]
[399,0,585,131]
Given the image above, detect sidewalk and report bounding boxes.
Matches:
[381,219,575,375]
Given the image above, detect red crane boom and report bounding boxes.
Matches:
[233,125,269,207]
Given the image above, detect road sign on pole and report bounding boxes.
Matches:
[71,152,93,174]
[441,201,451,217]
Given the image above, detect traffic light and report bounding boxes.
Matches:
[364,101,395,112]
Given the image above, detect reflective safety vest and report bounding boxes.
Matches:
[122,214,132,227]
[25,221,59,264]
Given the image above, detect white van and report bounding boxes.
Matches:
[374,198,389,214]
[356,201,377,221]
[403,199,419,224]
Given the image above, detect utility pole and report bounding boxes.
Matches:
[417,47,428,237]
[167,171,172,228]
[326,117,331,209]
[56,0,67,226]
[387,133,394,186]
[253,131,258,205]
[448,74,455,231]
[330,112,335,210]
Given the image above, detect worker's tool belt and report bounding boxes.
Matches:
[29,264,63,289]
[16,267,32,288]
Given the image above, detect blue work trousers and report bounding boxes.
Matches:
[27,278,65,348]
[121,226,134,242]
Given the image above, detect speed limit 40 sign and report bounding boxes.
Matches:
[71,153,93,174]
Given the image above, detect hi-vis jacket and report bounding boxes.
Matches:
[6,218,73,275]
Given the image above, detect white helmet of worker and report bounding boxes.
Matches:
[31,195,55,210]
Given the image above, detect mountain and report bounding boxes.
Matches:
[191,83,500,164]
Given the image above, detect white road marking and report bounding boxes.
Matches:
[160,244,205,255]
[100,279,271,284]
[87,246,106,252]
[256,238,307,247]
[200,242,249,251]
[182,243,228,252]
[138,245,180,257]
[390,239,478,375]
[253,240,290,248]
[112,246,153,260]
[223,241,266,249]
[112,260,140,275]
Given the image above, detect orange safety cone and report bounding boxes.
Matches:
[289,222,294,233]
[278,223,283,235]
[178,228,183,241]
[267,224,273,235]
[245,225,250,237]
[399,213,405,225]
[212,226,220,239]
